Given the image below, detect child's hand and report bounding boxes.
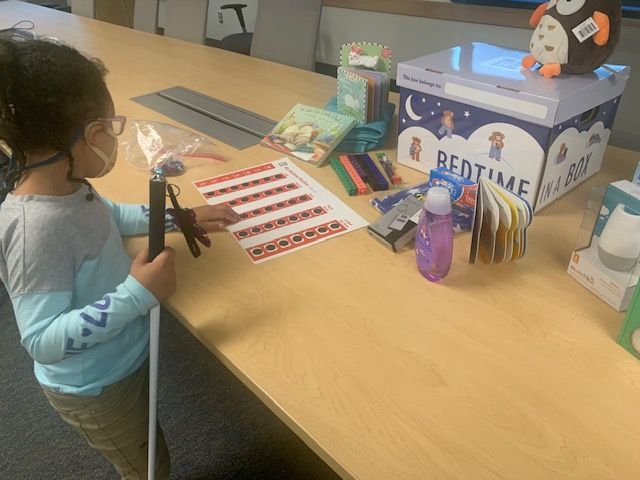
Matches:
[130,248,176,302]
[192,205,241,231]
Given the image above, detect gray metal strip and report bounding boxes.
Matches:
[131,86,277,150]
[161,86,276,136]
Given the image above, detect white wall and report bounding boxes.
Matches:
[68,0,94,17]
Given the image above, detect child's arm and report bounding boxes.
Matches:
[101,200,240,236]
[191,205,241,231]
[11,249,174,365]
[100,198,175,236]
[13,276,157,364]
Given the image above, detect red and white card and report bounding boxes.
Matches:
[194,158,368,263]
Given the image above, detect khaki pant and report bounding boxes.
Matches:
[42,361,170,480]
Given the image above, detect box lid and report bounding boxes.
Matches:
[397,43,630,128]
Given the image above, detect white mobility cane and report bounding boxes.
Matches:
[147,171,167,480]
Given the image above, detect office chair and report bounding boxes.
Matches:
[250,0,322,71]
[219,4,252,55]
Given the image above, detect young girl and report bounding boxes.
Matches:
[0,38,239,479]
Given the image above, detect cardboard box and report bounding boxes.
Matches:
[396,43,630,211]
[567,181,640,311]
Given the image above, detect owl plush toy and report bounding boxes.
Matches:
[521,0,622,78]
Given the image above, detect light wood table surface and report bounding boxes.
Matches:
[4,2,640,479]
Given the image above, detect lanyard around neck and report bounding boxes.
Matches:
[23,149,68,171]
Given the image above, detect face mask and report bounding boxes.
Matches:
[84,122,118,178]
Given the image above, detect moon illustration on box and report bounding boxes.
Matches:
[405,95,422,121]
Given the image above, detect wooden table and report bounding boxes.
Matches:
[4,3,640,479]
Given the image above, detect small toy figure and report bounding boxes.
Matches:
[409,136,422,162]
[348,45,379,69]
[521,0,622,78]
[488,131,505,161]
[438,111,454,138]
[152,155,185,176]
[556,143,568,164]
[588,133,602,146]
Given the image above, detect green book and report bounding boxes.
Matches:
[261,103,354,167]
[618,282,640,360]
[337,66,368,124]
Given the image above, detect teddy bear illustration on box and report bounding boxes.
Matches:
[556,142,569,163]
[409,136,422,162]
[588,133,602,146]
[438,111,455,138]
[488,131,506,161]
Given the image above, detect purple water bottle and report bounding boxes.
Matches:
[415,186,454,282]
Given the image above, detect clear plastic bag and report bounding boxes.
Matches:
[122,120,225,176]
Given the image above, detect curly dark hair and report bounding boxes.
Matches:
[0,38,111,195]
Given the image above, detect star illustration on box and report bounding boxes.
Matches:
[397,92,555,204]
[397,90,623,207]
[552,96,620,134]
[437,111,455,138]
[398,93,546,174]
[396,42,628,211]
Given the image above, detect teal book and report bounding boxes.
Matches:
[337,67,368,124]
[261,103,355,167]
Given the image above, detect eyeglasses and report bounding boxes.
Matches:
[97,116,127,136]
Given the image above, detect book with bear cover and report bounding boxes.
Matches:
[261,103,354,167]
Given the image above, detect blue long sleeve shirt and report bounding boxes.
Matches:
[0,185,170,396]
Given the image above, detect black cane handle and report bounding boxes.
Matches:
[148,174,167,262]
